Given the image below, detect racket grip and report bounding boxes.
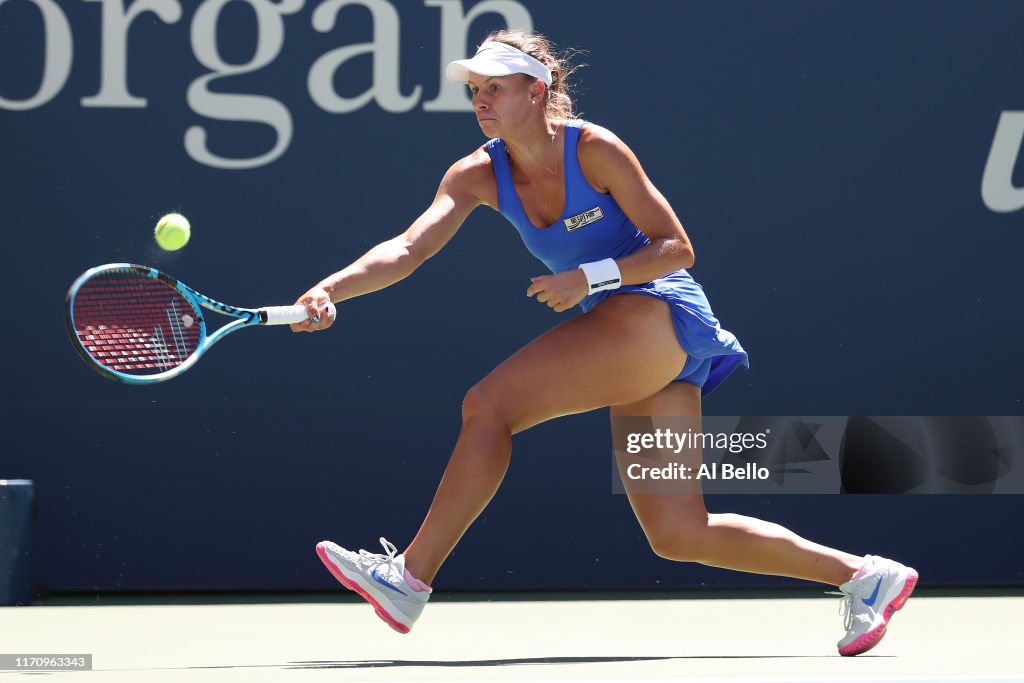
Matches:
[260,303,336,326]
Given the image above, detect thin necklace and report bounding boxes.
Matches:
[525,125,560,175]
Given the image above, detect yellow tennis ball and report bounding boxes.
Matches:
[154,213,191,251]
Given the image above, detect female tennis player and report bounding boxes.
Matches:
[293,31,916,656]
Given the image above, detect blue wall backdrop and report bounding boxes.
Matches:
[2,0,1023,592]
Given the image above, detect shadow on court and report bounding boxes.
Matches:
[116,654,866,673]
[286,655,861,669]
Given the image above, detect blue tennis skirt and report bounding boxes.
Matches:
[585,270,749,397]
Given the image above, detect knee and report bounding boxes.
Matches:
[461,382,508,428]
[643,512,711,563]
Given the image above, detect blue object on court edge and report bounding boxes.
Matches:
[0,479,34,606]
[486,119,749,396]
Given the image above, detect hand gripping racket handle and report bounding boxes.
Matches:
[260,302,336,326]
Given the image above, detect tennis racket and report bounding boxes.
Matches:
[64,263,333,384]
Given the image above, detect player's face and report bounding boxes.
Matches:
[467,74,533,136]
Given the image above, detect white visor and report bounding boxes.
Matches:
[445,41,552,86]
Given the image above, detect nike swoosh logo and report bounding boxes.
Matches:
[861,578,883,606]
[371,568,407,596]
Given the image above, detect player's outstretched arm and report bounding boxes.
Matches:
[292,152,490,332]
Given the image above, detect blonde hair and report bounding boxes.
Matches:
[483,30,582,120]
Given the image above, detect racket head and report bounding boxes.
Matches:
[65,264,208,384]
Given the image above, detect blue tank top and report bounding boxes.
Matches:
[485,119,749,395]
[486,119,653,312]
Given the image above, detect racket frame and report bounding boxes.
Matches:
[65,263,304,385]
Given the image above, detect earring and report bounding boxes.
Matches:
[531,99,536,105]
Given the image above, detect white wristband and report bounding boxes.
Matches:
[578,258,622,293]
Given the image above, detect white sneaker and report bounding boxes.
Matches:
[316,537,430,634]
[837,555,918,656]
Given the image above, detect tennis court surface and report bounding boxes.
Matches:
[3,588,1021,682]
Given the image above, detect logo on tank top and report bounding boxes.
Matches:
[564,206,605,232]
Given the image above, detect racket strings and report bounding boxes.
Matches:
[72,271,202,375]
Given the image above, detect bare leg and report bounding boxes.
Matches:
[403,405,513,583]
[614,381,863,586]
[404,295,686,583]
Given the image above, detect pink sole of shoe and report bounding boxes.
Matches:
[839,569,918,657]
[316,543,410,634]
